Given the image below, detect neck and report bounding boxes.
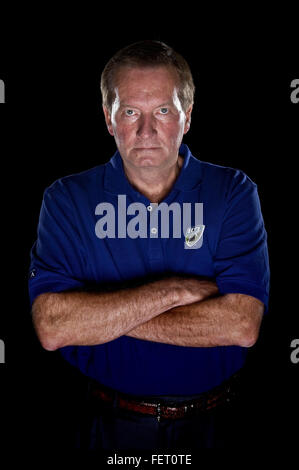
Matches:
[123,155,183,203]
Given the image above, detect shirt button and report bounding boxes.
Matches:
[147,205,153,211]
[151,227,157,235]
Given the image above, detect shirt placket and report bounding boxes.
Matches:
[147,203,164,272]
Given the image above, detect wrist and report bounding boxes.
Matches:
[198,280,219,301]
[152,278,182,309]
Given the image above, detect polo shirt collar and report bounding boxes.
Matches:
[104,143,202,196]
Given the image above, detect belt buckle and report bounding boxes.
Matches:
[183,402,195,417]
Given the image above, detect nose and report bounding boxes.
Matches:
[136,114,157,139]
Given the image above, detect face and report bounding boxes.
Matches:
[103,66,192,171]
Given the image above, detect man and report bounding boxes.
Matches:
[28,40,270,450]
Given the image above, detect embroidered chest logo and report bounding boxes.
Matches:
[185,225,205,249]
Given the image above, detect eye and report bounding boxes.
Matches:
[125,109,135,116]
[160,107,169,114]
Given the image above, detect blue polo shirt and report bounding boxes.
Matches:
[28,144,270,396]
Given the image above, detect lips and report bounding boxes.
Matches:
[134,147,160,150]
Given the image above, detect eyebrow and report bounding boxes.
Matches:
[119,101,173,109]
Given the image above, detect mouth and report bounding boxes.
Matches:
[134,147,161,150]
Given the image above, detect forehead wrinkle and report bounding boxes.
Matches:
[121,99,173,106]
[117,86,181,111]
[120,87,171,102]
[115,69,178,105]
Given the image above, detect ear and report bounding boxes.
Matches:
[183,104,193,135]
[102,105,114,136]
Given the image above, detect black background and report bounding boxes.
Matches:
[0,12,298,455]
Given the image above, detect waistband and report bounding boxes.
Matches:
[88,369,243,421]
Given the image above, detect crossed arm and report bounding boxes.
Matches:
[32,275,264,351]
[126,293,264,347]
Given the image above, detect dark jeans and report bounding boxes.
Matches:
[75,382,245,450]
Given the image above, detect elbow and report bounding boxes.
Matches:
[38,332,61,352]
[238,332,258,348]
[237,320,261,348]
[32,293,63,352]
[236,300,264,348]
[34,320,62,352]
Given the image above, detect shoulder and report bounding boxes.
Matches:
[202,158,255,184]
[42,162,110,208]
[48,164,105,193]
[191,155,257,197]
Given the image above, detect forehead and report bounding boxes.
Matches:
[114,65,179,104]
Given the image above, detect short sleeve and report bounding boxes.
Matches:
[214,171,270,313]
[28,181,86,310]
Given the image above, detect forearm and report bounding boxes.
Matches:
[126,293,264,348]
[32,280,179,350]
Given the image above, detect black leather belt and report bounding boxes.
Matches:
[89,371,242,421]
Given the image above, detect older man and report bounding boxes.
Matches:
[28,40,270,450]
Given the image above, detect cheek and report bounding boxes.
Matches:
[114,122,136,145]
[160,121,185,144]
